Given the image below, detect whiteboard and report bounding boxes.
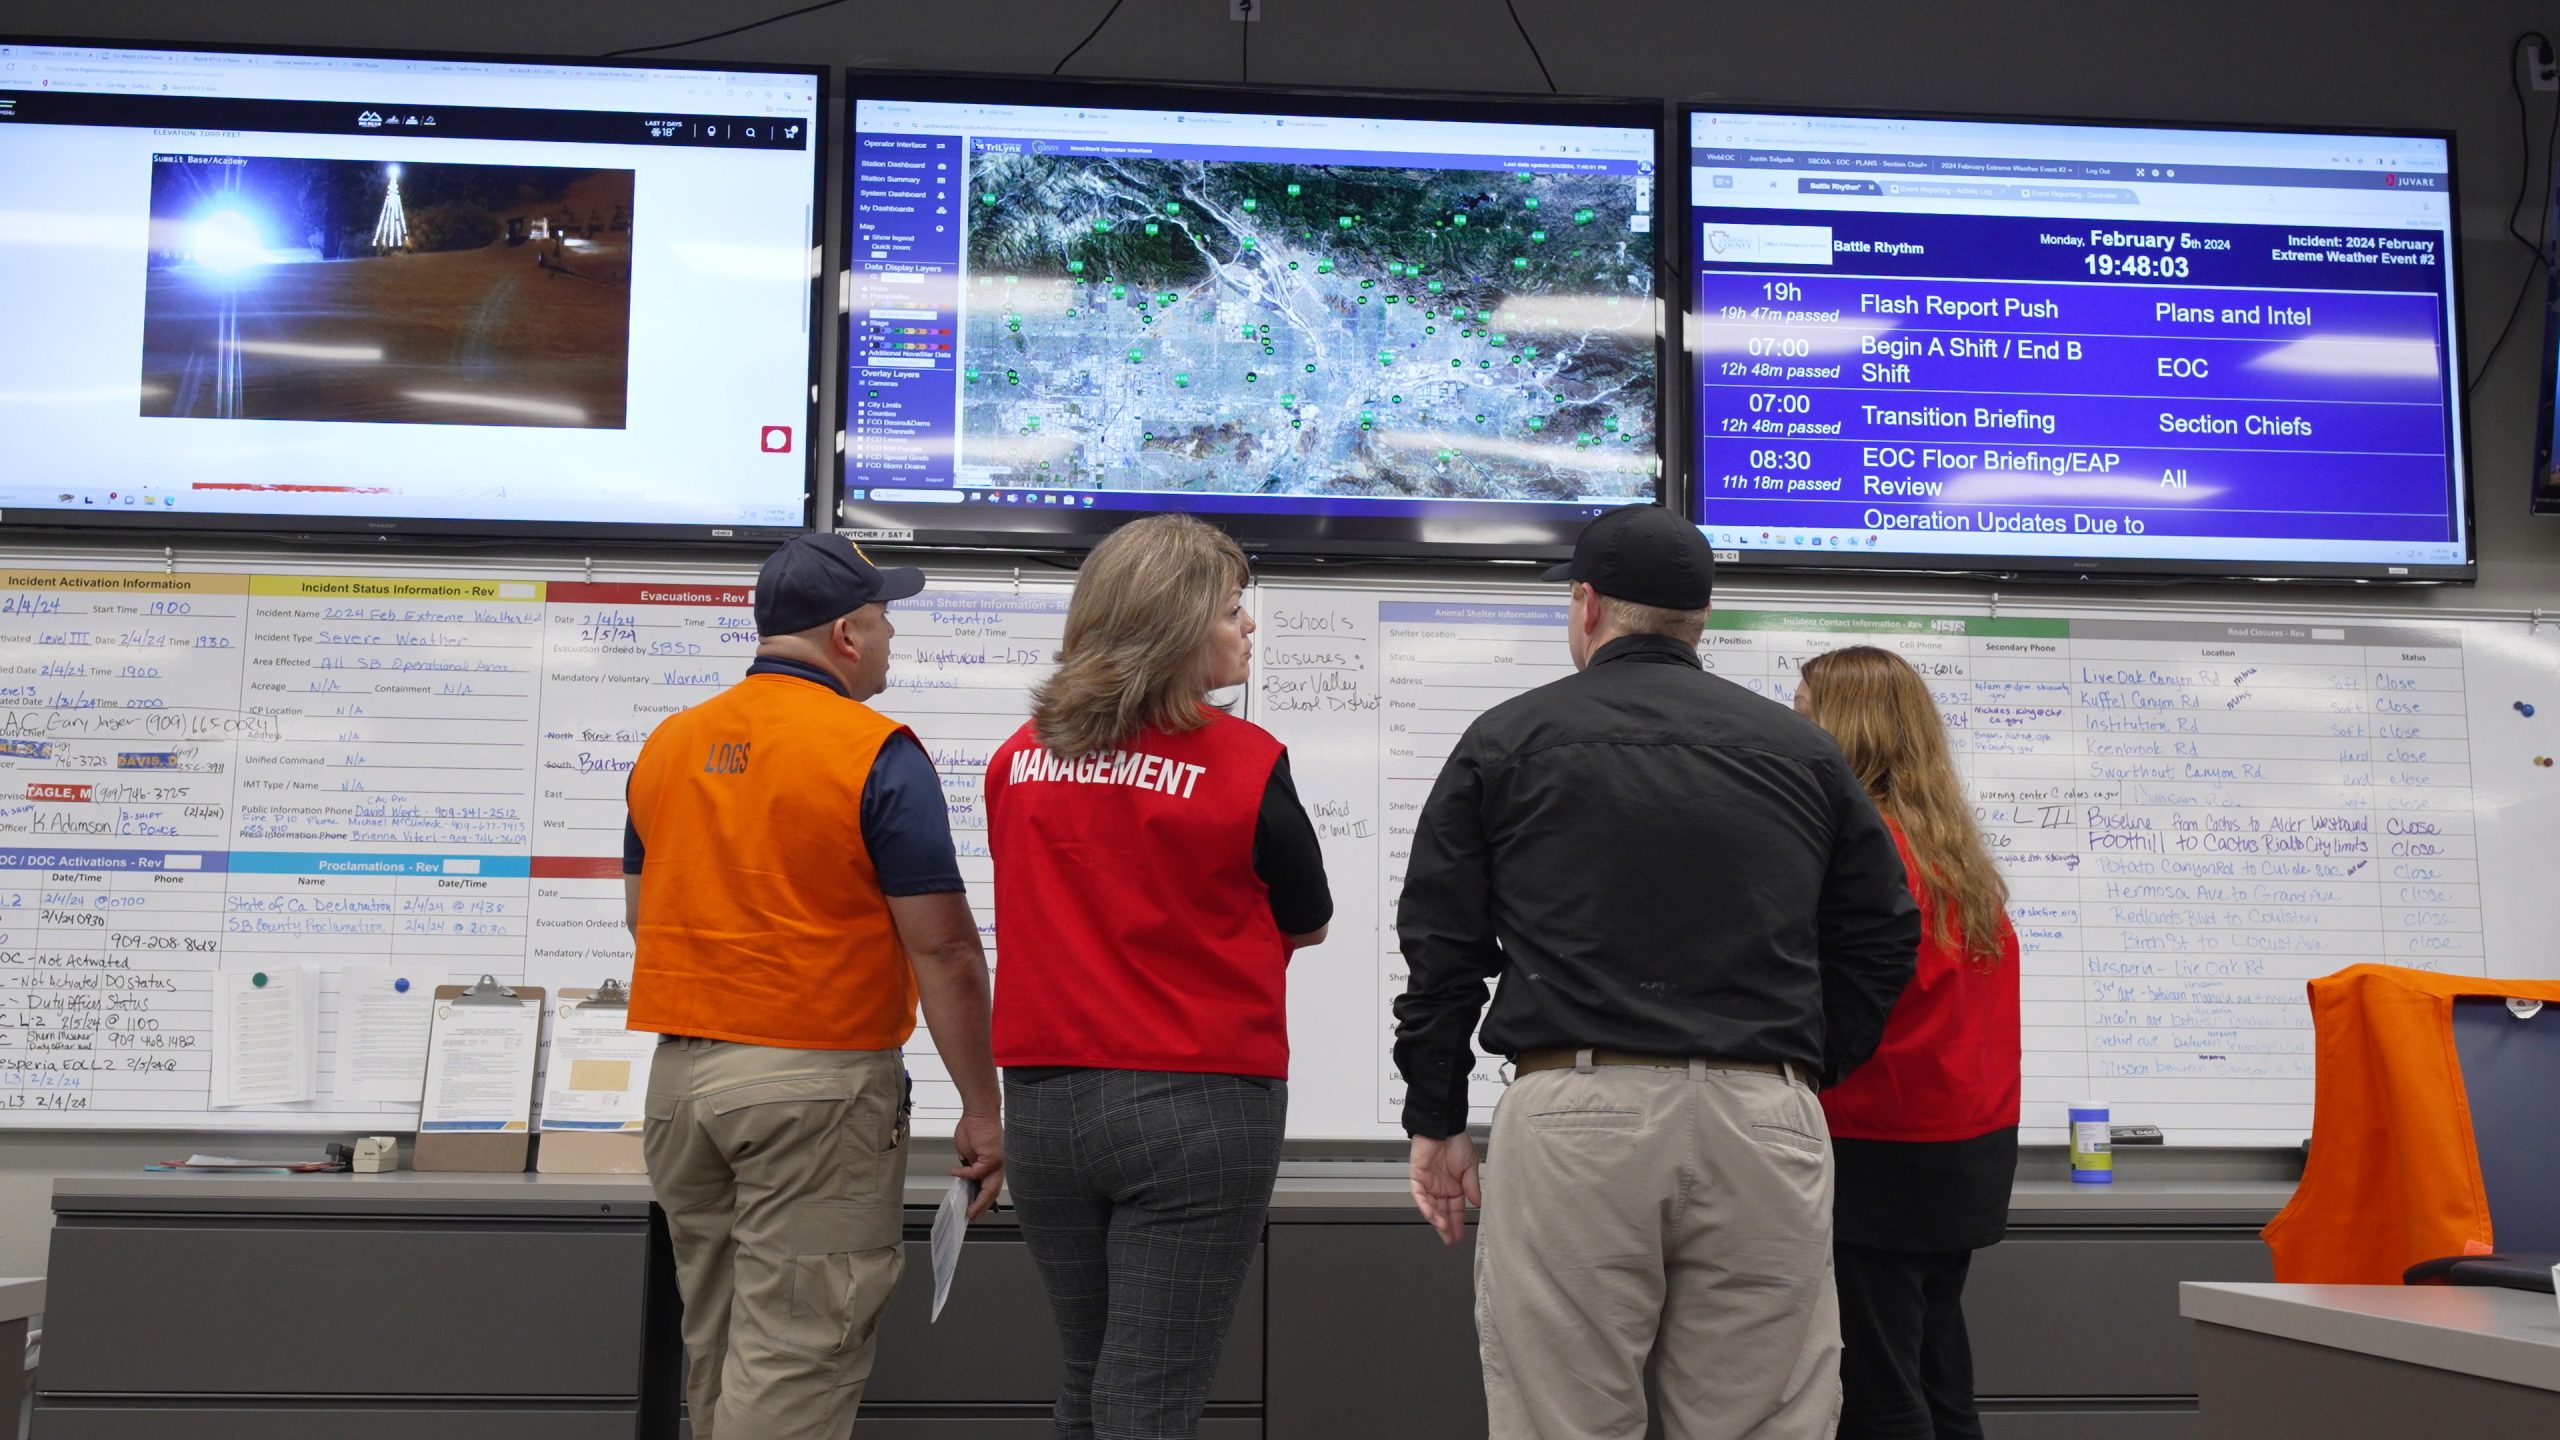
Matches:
[0,557,1070,1130]
[1254,582,2560,1146]
[5,553,2556,1142]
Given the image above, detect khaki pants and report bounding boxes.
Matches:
[644,1038,911,1440]
[1477,1058,1841,1440]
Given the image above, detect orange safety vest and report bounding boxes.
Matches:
[626,672,917,1050]
[2262,963,2560,1283]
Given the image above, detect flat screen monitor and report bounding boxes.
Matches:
[1685,109,2473,582]
[840,74,1666,560]
[0,38,825,542]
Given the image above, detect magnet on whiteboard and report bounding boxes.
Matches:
[2536,756,2553,768]
[395,977,410,994]
[251,972,268,988]
[2515,702,2536,717]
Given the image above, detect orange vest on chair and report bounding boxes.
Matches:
[2262,963,2560,1283]
[626,673,917,1050]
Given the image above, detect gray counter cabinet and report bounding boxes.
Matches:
[1252,1202,2279,1440]
[1265,1217,1485,1440]
[2182,1283,2560,1437]
[866,1221,1261,1420]
[33,1172,2284,1440]
[1968,1221,2275,1416]
[855,1414,1264,1424]
[1968,1214,2275,1440]
[36,1408,645,1440]
[34,1177,680,1439]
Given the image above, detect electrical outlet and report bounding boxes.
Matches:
[1231,0,1261,20]
[2534,40,2558,90]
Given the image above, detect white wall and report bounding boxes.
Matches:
[0,0,2536,1270]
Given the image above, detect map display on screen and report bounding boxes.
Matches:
[843,84,1664,556]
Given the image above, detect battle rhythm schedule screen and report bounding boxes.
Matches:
[1686,112,2471,580]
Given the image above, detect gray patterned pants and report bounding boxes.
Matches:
[1003,1068,1286,1440]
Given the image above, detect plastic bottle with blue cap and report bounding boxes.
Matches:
[2069,1102,2112,1183]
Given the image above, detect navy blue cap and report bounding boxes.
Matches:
[753,533,926,637]
[1540,506,1714,609]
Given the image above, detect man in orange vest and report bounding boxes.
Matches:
[624,533,1002,1440]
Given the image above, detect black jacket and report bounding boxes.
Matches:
[1391,633,1920,1140]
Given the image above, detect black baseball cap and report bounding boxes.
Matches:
[752,533,926,637]
[1541,506,1714,609]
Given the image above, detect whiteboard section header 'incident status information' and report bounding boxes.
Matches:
[1686,110,2470,580]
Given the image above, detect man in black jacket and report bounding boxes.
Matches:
[1393,505,1918,1440]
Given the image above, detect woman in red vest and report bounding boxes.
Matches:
[986,513,1332,1440]
[1794,645,2021,1440]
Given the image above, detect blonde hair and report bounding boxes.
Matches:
[1598,593,1707,648]
[1031,514,1249,760]
[1795,645,2009,966]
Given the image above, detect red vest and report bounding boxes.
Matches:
[627,674,917,1050]
[1822,821,2022,1142]
[986,712,1291,1078]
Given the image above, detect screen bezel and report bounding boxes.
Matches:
[0,34,829,548]
[1680,102,2478,585]
[2530,158,2560,517]
[838,69,1671,564]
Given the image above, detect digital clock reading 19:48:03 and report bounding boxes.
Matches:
[2084,251,2192,278]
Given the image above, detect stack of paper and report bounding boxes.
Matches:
[145,1154,345,1174]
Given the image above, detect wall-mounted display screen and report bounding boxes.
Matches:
[2533,140,2560,518]
[841,74,1665,559]
[1686,109,2472,581]
[0,39,825,541]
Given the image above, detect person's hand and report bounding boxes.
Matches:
[952,1113,1005,1220]
[1408,1132,1481,1246]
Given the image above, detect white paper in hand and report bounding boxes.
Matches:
[929,1176,978,1323]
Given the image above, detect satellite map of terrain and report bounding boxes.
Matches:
[960,152,1657,503]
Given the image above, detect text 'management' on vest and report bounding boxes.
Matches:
[1009,747,1208,799]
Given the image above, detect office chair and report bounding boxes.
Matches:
[2401,996,2559,1294]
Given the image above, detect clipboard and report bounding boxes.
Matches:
[412,975,545,1174]
[536,980,653,1176]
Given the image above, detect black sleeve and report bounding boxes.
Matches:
[1814,758,1922,1087]
[622,769,645,875]
[1390,725,1505,1140]
[1252,751,1333,935]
